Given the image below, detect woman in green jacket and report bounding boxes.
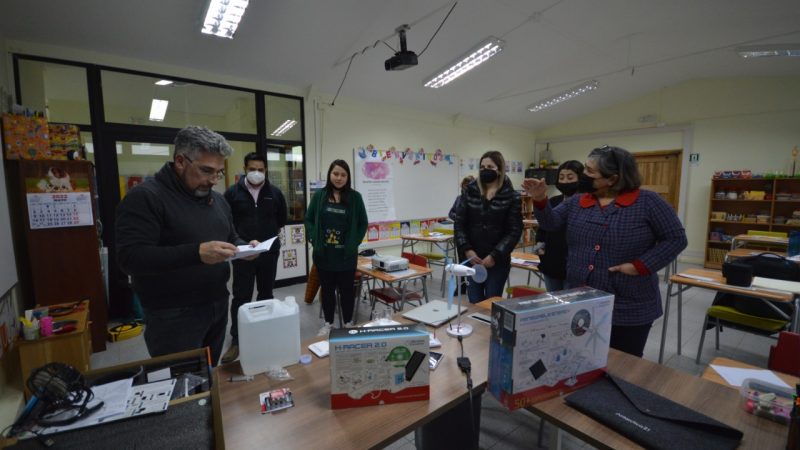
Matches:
[305,159,368,336]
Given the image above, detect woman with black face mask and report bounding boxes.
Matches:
[534,160,583,292]
[522,146,687,358]
[454,151,523,303]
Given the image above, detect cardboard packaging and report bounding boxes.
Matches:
[329,324,429,409]
[489,287,614,410]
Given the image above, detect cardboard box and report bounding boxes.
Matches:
[329,324,429,409]
[488,287,614,410]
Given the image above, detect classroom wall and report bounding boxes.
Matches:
[536,77,800,263]
[5,40,538,257]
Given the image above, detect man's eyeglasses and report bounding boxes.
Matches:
[184,156,225,180]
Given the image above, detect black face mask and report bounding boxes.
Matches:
[577,173,598,193]
[479,169,499,184]
[556,181,579,196]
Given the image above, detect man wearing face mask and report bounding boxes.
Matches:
[221,152,287,363]
[534,160,584,292]
[117,126,258,365]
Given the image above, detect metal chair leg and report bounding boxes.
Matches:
[696,315,710,364]
[715,320,720,350]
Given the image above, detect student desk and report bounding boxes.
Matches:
[509,251,543,289]
[731,234,788,250]
[525,349,790,450]
[657,268,797,364]
[725,248,788,262]
[701,356,800,388]
[400,233,456,295]
[357,257,432,311]
[215,307,491,449]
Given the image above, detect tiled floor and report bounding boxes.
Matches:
[91,261,777,449]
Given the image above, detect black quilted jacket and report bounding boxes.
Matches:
[454,177,522,262]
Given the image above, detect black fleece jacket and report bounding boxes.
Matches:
[224,176,287,251]
[116,163,244,309]
[454,177,523,263]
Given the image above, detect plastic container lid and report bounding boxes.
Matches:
[299,354,312,365]
[739,378,794,425]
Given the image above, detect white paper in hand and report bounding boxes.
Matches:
[228,236,277,261]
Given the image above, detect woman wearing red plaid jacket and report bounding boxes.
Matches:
[522,146,687,357]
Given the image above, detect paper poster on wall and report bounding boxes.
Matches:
[367,224,379,241]
[410,220,421,235]
[379,223,389,240]
[355,146,396,222]
[277,227,286,247]
[400,221,410,235]
[282,249,297,268]
[389,222,401,239]
[291,226,304,244]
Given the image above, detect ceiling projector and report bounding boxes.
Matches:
[385,25,418,71]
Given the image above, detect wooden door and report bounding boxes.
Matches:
[635,150,682,211]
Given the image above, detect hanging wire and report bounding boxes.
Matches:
[417,1,458,56]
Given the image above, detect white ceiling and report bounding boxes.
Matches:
[2,0,800,130]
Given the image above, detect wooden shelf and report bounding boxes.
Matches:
[704,177,800,268]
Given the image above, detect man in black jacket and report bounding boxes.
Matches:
[116,126,257,365]
[221,152,287,363]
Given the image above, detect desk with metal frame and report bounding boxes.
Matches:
[658,267,797,364]
[357,256,433,312]
[701,356,800,388]
[400,233,456,295]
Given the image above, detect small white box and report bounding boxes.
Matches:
[238,297,301,375]
[329,325,429,409]
[488,287,614,410]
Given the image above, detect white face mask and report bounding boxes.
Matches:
[246,170,265,185]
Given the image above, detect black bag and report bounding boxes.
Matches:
[565,374,743,450]
[718,252,798,319]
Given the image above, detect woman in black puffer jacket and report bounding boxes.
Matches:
[454,151,523,303]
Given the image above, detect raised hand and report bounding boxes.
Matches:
[521,178,548,201]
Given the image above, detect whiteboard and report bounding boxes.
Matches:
[0,133,18,296]
[353,147,460,222]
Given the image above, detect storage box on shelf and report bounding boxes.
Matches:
[704,177,800,269]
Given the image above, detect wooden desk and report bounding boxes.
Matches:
[725,248,788,262]
[658,267,796,363]
[526,349,790,450]
[509,252,543,290]
[731,234,788,250]
[357,256,433,311]
[400,233,455,259]
[215,306,491,449]
[702,356,800,388]
[18,300,91,399]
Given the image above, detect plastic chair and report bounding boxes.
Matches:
[369,253,428,313]
[768,331,800,377]
[695,303,791,364]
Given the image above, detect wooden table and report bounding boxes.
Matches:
[731,234,788,250]
[702,356,800,388]
[400,233,456,295]
[725,248,788,262]
[357,256,433,312]
[215,306,491,449]
[526,349,791,450]
[657,267,797,363]
[509,251,543,291]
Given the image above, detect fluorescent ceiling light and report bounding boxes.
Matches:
[270,119,297,137]
[528,80,599,112]
[154,79,173,86]
[736,44,800,58]
[423,37,505,89]
[149,99,169,122]
[201,0,249,39]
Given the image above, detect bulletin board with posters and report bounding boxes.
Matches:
[353,146,458,244]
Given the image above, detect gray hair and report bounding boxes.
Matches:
[173,125,233,160]
[587,145,641,192]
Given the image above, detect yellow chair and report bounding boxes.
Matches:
[695,303,791,364]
